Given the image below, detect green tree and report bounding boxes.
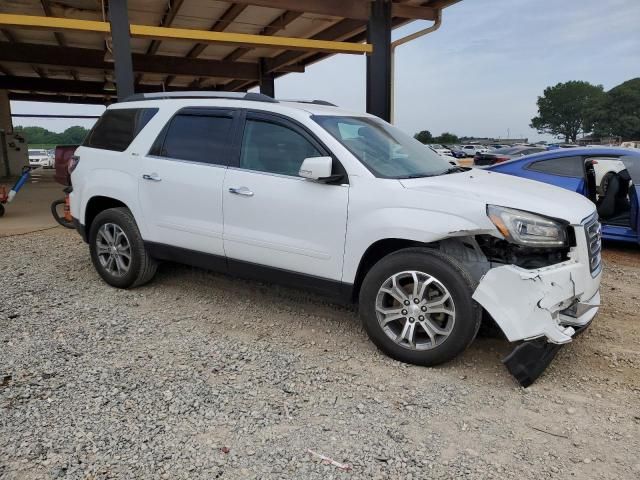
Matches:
[14,125,90,146]
[434,132,459,144]
[592,78,640,140]
[530,81,605,142]
[61,126,90,144]
[413,130,433,144]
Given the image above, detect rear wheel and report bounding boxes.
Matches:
[359,248,481,366]
[89,207,157,288]
[0,204,4,217]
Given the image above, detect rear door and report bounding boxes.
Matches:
[137,107,240,256]
[222,111,349,283]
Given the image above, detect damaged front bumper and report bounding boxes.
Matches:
[472,259,601,386]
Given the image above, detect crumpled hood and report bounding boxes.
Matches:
[399,169,596,224]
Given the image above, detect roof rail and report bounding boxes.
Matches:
[279,99,337,107]
[122,91,278,103]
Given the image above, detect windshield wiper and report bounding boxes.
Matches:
[442,166,464,175]
[403,173,438,179]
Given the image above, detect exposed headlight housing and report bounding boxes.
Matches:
[487,205,567,247]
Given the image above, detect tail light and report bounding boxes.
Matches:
[68,155,80,174]
[493,155,510,164]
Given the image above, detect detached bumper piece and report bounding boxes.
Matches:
[503,322,591,387]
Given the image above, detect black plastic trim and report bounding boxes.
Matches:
[503,321,592,387]
[73,217,88,243]
[144,241,354,303]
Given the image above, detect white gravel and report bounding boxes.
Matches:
[1,228,639,479]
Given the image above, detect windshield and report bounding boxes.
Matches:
[313,115,452,178]
[29,150,47,155]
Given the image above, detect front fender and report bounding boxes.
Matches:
[342,207,495,283]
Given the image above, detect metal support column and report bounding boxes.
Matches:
[108,0,135,101]
[259,59,275,98]
[366,0,392,122]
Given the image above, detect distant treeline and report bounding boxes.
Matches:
[14,126,90,146]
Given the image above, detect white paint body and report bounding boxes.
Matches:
[71,99,602,345]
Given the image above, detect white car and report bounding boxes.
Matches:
[592,157,626,194]
[28,148,53,168]
[460,144,489,157]
[428,144,453,157]
[70,92,601,385]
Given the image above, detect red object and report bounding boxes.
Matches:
[64,193,72,222]
[493,155,511,164]
[0,185,7,203]
[54,145,79,186]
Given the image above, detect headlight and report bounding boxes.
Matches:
[487,205,567,247]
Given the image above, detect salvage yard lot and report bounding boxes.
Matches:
[1,228,639,479]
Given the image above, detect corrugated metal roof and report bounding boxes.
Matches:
[0,0,460,103]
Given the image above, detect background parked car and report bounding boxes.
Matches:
[28,149,53,168]
[474,145,546,166]
[443,144,467,159]
[428,144,453,157]
[488,147,639,244]
[460,144,489,157]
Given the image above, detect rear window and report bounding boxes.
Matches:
[527,155,584,177]
[84,108,158,151]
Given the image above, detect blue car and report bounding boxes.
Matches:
[488,147,640,244]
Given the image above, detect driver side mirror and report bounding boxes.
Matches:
[299,156,333,181]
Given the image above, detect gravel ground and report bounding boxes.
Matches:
[1,228,639,479]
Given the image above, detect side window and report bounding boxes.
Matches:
[240,119,322,176]
[158,114,233,165]
[527,156,584,177]
[84,108,158,152]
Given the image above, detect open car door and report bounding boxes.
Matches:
[620,156,640,240]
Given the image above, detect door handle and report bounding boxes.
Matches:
[228,186,254,197]
[142,173,161,182]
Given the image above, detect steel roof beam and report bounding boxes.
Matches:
[0,42,303,80]
[0,75,209,96]
[0,14,372,54]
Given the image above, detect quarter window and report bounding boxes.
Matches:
[159,114,233,165]
[84,108,158,152]
[240,119,322,176]
[527,156,584,177]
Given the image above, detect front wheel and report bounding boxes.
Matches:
[359,248,481,366]
[89,207,157,288]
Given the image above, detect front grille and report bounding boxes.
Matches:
[583,213,602,276]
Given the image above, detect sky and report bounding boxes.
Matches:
[10,0,640,142]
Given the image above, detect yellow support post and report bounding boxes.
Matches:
[0,14,372,54]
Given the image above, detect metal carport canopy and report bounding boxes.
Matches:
[0,0,459,121]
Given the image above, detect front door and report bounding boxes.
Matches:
[222,112,349,282]
[138,108,239,256]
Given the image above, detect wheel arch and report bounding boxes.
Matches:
[351,238,436,301]
[84,196,129,236]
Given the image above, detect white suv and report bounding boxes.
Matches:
[70,92,602,385]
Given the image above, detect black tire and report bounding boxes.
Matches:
[50,199,75,229]
[89,207,157,288]
[0,203,4,217]
[359,248,481,366]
